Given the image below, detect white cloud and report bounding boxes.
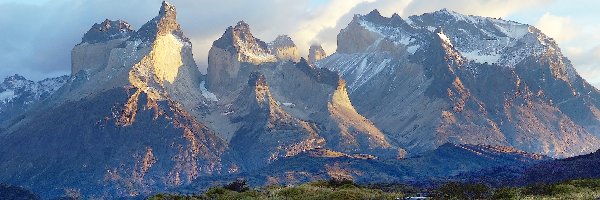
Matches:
[401,0,551,18]
[535,13,578,43]
[565,45,600,86]
[291,0,375,58]
[532,12,600,88]
[2,0,600,89]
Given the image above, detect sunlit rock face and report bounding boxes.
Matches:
[318,8,600,158]
[268,35,300,62]
[308,44,326,66]
[202,21,403,171]
[206,21,277,95]
[3,2,600,198]
[72,20,134,75]
[218,61,403,172]
[0,2,226,198]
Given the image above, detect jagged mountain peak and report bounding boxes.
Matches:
[321,8,600,158]
[433,8,460,16]
[206,21,276,93]
[0,74,68,122]
[269,35,295,47]
[212,21,275,64]
[365,9,382,18]
[131,1,183,43]
[81,19,133,44]
[2,74,34,91]
[308,44,326,65]
[234,20,251,32]
[268,35,300,62]
[71,0,203,107]
[3,74,28,83]
[159,1,176,17]
[355,9,411,28]
[217,21,255,46]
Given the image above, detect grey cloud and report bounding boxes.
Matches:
[0,0,320,78]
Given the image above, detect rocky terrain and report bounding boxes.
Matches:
[0,1,599,199]
[318,9,600,158]
[0,74,68,125]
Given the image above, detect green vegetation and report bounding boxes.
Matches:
[434,182,492,200]
[149,178,600,200]
[148,179,403,200]
[435,179,600,200]
[502,179,600,200]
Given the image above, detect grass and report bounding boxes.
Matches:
[148,179,600,200]
[148,180,404,200]
[495,179,600,200]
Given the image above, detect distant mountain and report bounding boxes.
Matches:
[181,143,546,192]
[517,148,600,185]
[0,74,67,124]
[1,2,599,199]
[452,147,600,187]
[318,9,600,158]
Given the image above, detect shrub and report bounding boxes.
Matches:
[277,187,306,199]
[492,187,521,200]
[522,183,578,196]
[328,177,356,188]
[326,189,365,200]
[307,180,330,188]
[204,187,231,197]
[223,178,249,192]
[522,184,553,196]
[566,179,600,189]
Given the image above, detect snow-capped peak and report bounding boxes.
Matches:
[433,8,479,24]
[269,35,296,48]
[159,1,176,16]
[0,74,68,104]
[80,19,133,44]
[213,21,276,64]
[268,35,300,62]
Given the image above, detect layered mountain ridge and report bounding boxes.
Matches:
[0,2,227,198]
[318,8,600,158]
[0,74,68,125]
[1,2,599,198]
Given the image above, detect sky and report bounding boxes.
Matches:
[0,0,599,87]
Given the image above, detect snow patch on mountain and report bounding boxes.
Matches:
[420,10,536,66]
[200,81,218,102]
[461,50,501,64]
[436,31,453,47]
[0,90,15,103]
[357,20,421,54]
[0,74,68,116]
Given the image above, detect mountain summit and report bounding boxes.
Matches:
[318,9,600,157]
[0,2,225,198]
[1,4,600,199]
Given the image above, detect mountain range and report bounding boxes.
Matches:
[0,1,599,198]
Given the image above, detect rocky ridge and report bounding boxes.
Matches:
[318,8,600,158]
[0,74,68,124]
[308,44,327,66]
[268,35,301,62]
[1,2,600,199]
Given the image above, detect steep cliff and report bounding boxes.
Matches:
[318,9,600,158]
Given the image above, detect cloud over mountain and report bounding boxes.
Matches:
[0,0,599,89]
